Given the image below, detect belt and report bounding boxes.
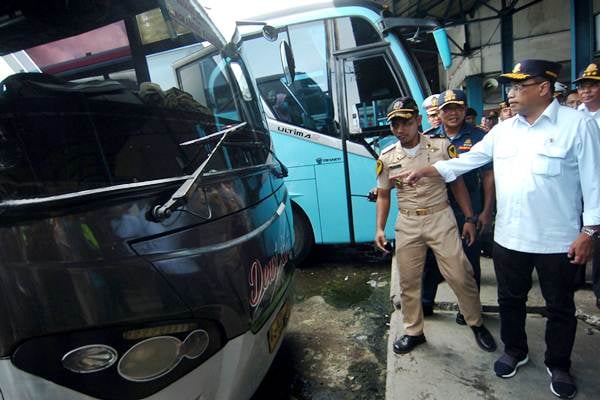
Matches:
[399,202,448,216]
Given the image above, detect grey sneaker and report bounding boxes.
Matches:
[547,367,577,399]
[494,353,529,378]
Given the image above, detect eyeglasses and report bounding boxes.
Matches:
[504,81,545,95]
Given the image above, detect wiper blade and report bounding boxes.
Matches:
[152,122,247,221]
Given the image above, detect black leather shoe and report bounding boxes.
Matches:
[422,303,434,316]
[393,334,426,354]
[471,324,497,352]
[455,312,466,325]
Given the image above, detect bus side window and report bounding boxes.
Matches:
[342,56,402,135]
[333,16,381,50]
[243,22,336,137]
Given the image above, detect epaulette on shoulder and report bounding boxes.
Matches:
[423,127,444,138]
[381,143,396,155]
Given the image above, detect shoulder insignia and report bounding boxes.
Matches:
[376,159,383,177]
[448,144,458,159]
[423,127,444,138]
[381,143,396,155]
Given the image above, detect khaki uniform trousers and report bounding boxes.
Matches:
[395,205,482,335]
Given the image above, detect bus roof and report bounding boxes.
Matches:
[200,0,384,41]
[0,0,227,56]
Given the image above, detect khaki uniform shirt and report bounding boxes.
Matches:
[377,135,456,209]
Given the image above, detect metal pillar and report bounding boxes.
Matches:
[500,1,513,97]
[465,75,484,123]
[570,0,593,83]
[124,17,151,84]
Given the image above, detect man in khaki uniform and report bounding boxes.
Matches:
[375,97,496,354]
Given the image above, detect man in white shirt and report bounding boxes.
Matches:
[399,59,600,400]
[576,61,600,124]
[574,61,600,311]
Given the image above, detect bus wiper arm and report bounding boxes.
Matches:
[152,122,247,221]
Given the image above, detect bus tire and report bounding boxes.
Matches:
[292,205,314,265]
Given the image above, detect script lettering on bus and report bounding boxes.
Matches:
[277,126,312,139]
[249,251,291,307]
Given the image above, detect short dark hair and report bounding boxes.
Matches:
[466,107,477,117]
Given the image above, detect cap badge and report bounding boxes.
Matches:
[583,63,599,77]
[393,100,404,110]
[513,63,522,73]
[431,97,438,107]
[444,91,457,102]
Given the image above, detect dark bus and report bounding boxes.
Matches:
[0,1,294,399]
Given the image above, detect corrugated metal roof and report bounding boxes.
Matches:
[388,0,488,22]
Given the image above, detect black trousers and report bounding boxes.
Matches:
[493,242,578,370]
[594,241,600,300]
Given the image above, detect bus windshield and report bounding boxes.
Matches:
[241,15,434,140]
[0,27,250,203]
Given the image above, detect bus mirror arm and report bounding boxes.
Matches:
[265,146,288,178]
[151,122,247,222]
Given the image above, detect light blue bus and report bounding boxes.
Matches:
[173,0,452,262]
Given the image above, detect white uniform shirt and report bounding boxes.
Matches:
[434,99,600,253]
[578,103,600,126]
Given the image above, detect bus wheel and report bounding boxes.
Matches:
[292,206,314,265]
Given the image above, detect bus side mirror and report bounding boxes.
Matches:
[432,28,452,70]
[280,41,295,85]
[262,25,278,42]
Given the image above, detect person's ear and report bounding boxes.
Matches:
[416,115,423,125]
[540,81,552,97]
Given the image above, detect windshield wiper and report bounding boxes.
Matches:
[151,122,247,221]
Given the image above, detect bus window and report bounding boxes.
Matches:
[342,56,403,135]
[333,17,382,50]
[0,48,265,202]
[177,53,241,126]
[176,52,268,172]
[243,21,335,137]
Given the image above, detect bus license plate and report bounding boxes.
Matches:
[267,301,291,353]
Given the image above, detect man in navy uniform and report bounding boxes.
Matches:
[421,89,495,324]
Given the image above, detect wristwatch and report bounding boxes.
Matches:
[581,226,600,240]
[464,215,478,224]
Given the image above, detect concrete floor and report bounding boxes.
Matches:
[386,257,600,400]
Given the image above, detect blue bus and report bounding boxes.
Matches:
[174,0,452,262]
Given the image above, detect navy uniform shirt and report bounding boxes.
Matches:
[424,123,492,213]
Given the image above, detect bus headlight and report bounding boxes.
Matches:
[118,330,209,382]
[62,345,118,373]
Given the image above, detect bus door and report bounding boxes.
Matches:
[242,20,351,246]
[335,47,406,243]
[241,16,410,246]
